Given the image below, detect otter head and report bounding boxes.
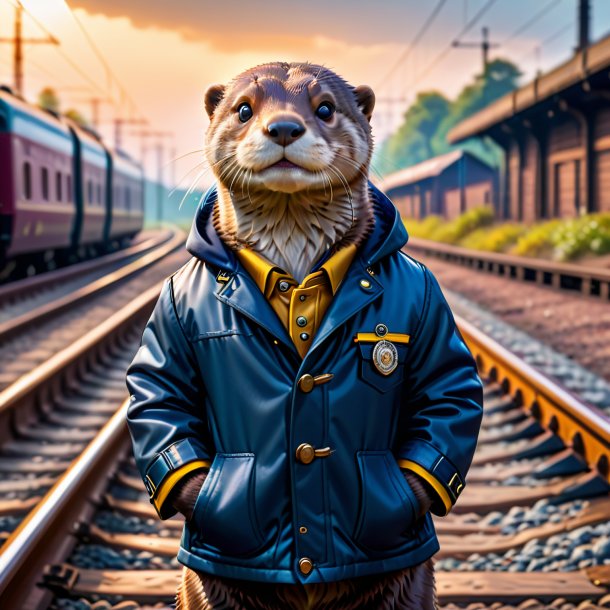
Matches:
[205,62,374,194]
[203,62,376,282]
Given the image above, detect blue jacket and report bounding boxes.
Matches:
[125,182,484,584]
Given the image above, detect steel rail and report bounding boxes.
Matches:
[0,280,167,609]
[0,277,164,444]
[0,398,130,609]
[0,228,184,344]
[0,229,172,303]
[456,314,610,484]
[406,236,610,299]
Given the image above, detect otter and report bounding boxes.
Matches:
[171,61,438,610]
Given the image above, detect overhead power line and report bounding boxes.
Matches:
[375,0,449,91]
[501,0,563,45]
[407,0,500,93]
[63,1,144,122]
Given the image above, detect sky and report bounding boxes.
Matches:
[1,0,609,198]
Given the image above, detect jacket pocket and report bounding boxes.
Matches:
[190,453,264,556]
[357,340,409,393]
[353,450,419,552]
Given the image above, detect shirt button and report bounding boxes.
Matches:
[278,280,290,292]
[296,315,307,327]
[300,332,310,341]
[299,557,314,575]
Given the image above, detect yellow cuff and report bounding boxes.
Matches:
[153,459,210,513]
[398,458,453,516]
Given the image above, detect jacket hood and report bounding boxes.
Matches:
[185,181,409,272]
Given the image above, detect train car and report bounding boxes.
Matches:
[106,149,144,245]
[0,85,145,273]
[0,86,76,265]
[65,120,109,254]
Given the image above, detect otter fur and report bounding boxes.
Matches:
[204,61,375,282]
[173,61,437,609]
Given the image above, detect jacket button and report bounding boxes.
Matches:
[278,280,291,292]
[296,315,307,327]
[295,443,315,464]
[299,557,314,575]
[298,374,314,393]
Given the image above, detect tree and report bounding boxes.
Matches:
[373,92,450,175]
[432,59,521,166]
[64,108,89,127]
[38,87,60,113]
[376,58,521,175]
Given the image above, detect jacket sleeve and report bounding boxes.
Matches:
[396,265,484,517]
[125,277,211,519]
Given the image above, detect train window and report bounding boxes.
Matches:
[22,162,31,200]
[41,167,49,201]
[97,184,102,206]
[66,175,72,202]
[125,186,131,211]
[87,180,93,205]
[56,171,62,202]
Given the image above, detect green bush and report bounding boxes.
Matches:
[511,219,562,257]
[460,223,527,252]
[550,214,610,261]
[404,207,610,261]
[512,214,610,260]
[403,215,444,239]
[428,206,494,244]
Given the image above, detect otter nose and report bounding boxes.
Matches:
[265,121,305,146]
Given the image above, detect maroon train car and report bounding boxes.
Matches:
[0,85,144,270]
[0,86,76,262]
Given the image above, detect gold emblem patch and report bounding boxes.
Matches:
[372,340,398,376]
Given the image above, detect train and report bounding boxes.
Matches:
[0,85,144,274]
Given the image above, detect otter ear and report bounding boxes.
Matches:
[204,84,226,118]
[354,85,375,122]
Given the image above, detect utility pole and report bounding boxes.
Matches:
[131,130,173,225]
[576,0,590,52]
[452,27,500,73]
[114,117,147,150]
[0,3,59,97]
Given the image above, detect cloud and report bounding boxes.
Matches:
[69,0,433,52]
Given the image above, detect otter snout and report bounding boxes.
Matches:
[264,115,305,146]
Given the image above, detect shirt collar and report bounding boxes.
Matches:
[236,243,358,296]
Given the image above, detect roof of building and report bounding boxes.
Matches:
[447,33,610,144]
[379,149,465,192]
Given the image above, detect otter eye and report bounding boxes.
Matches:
[315,102,335,121]
[238,103,253,123]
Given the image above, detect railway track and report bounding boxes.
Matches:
[0,229,172,323]
[0,228,191,563]
[0,228,188,392]
[405,236,610,301]
[0,307,607,609]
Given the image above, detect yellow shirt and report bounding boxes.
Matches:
[236,244,358,358]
